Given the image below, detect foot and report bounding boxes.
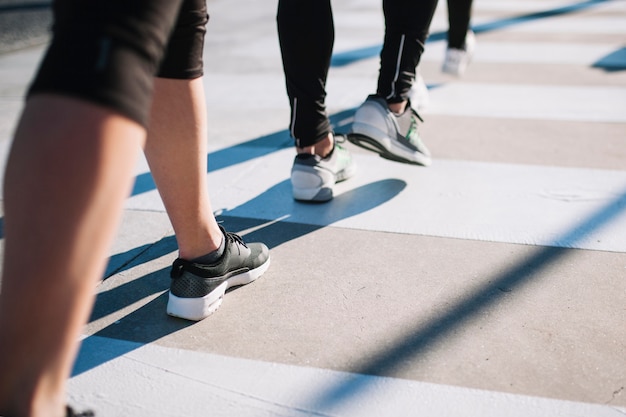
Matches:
[348,95,431,166]
[442,30,476,77]
[167,226,270,321]
[291,134,356,202]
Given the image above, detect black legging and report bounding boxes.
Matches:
[447,0,474,49]
[277,0,438,147]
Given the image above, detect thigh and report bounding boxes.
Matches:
[29,0,186,126]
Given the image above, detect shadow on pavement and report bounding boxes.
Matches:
[74,177,407,376]
[331,0,613,67]
[299,186,626,412]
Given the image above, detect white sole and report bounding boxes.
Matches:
[166,257,271,321]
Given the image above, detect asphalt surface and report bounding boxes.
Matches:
[0,0,52,54]
[0,0,624,415]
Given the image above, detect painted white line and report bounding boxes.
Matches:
[68,335,626,417]
[125,151,626,253]
[482,17,626,35]
[421,42,624,65]
[470,0,626,14]
[424,83,626,123]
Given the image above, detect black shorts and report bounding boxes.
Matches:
[28,0,208,127]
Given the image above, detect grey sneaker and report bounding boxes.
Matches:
[167,226,270,321]
[349,95,431,166]
[291,135,357,202]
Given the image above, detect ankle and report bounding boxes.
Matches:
[388,100,407,115]
[296,133,334,158]
[316,133,334,158]
[191,233,225,264]
[177,223,224,260]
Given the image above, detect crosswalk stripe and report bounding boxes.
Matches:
[125,150,626,252]
[424,84,626,122]
[69,335,626,417]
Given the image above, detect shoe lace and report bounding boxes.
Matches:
[170,227,248,278]
[407,99,424,123]
[225,229,247,250]
[408,116,429,151]
[218,224,247,249]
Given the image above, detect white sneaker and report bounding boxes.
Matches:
[442,30,476,77]
[411,72,430,110]
[290,135,356,202]
[348,95,431,166]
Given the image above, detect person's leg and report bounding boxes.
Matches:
[447,0,474,49]
[0,96,144,417]
[0,0,184,414]
[349,0,437,166]
[442,0,475,76]
[277,0,334,156]
[377,0,438,110]
[144,77,222,259]
[145,0,221,258]
[145,75,270,321]
[277,0,356,202]
[145,1,270,320]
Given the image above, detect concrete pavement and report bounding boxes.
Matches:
[0,0,625,415]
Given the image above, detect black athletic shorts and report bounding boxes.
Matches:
[28,0,208,127]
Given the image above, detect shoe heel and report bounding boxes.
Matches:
[167,281,227,321]
[291,170,334,202]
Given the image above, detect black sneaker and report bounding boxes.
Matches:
[166,226,270,321]
[67,406,95,417]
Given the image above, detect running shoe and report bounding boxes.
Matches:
[167,226,270,321]
[442,30,476,77]
[348,95,431,166]
[290,135,357,202]
[67,406,95,417]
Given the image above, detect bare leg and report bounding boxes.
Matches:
[143,77,222,260]
[0,96,144,417]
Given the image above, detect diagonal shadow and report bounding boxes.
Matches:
[330,0,612,67]
[593,46,626,72]
[0,109,355,241]
[299,185,626,412]
[73,177,407,376]
[470,0,612,34]
[103,108,356,275]
[129,108,356,197]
